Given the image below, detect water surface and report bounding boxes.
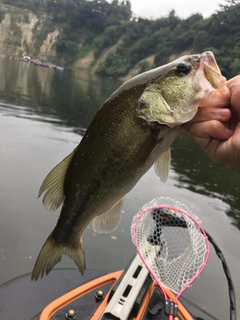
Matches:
[0,58,239,320]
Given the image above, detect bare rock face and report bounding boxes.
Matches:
[0,4,59,60]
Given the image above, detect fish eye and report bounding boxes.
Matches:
[175,63,191,77]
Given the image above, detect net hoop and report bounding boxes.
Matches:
[131,198,210,300]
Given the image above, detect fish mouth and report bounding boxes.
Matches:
[196,51,230,107]
[200,51,225,89]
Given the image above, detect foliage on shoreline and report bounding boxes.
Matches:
[1,0,240,78]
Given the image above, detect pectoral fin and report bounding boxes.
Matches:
[92,198,124,233]
[38,149,76,211]
[137,84,177,126]
[154,147,171,183]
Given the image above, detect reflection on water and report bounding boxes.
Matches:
[0,58,121,135]
[0,58,239,320]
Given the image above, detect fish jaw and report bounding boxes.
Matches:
[197,51,230,107]
[200,51,221,75]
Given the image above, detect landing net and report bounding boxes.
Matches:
[131,197,210,298]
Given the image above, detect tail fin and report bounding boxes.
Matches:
[31,232,86,281]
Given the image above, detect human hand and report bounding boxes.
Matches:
[183,75,240,167]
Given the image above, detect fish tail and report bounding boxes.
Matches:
[31,232,86,281]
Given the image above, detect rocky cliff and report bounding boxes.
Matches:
[0,3,59,61]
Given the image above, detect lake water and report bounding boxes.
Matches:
[0,58,239,320]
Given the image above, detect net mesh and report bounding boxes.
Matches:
[131,197,208,295]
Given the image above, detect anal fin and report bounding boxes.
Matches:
[92,198,124,233]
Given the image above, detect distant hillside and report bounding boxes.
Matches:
[0,0,239,79]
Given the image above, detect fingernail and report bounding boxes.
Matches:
[224,127,233,137]
[217,109,230,118]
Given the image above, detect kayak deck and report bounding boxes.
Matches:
[0,255,217,320]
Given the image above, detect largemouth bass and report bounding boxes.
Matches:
[32,52,230,280]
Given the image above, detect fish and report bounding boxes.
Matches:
[31,51,230,280]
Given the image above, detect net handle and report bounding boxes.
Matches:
[132,205,210,300]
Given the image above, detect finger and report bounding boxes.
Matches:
[183,108,231,131]
[188,120,233,150]
[227,75,240,116]
[192,107,231,123]
[227,75,240,89]
[211,124,240,166]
